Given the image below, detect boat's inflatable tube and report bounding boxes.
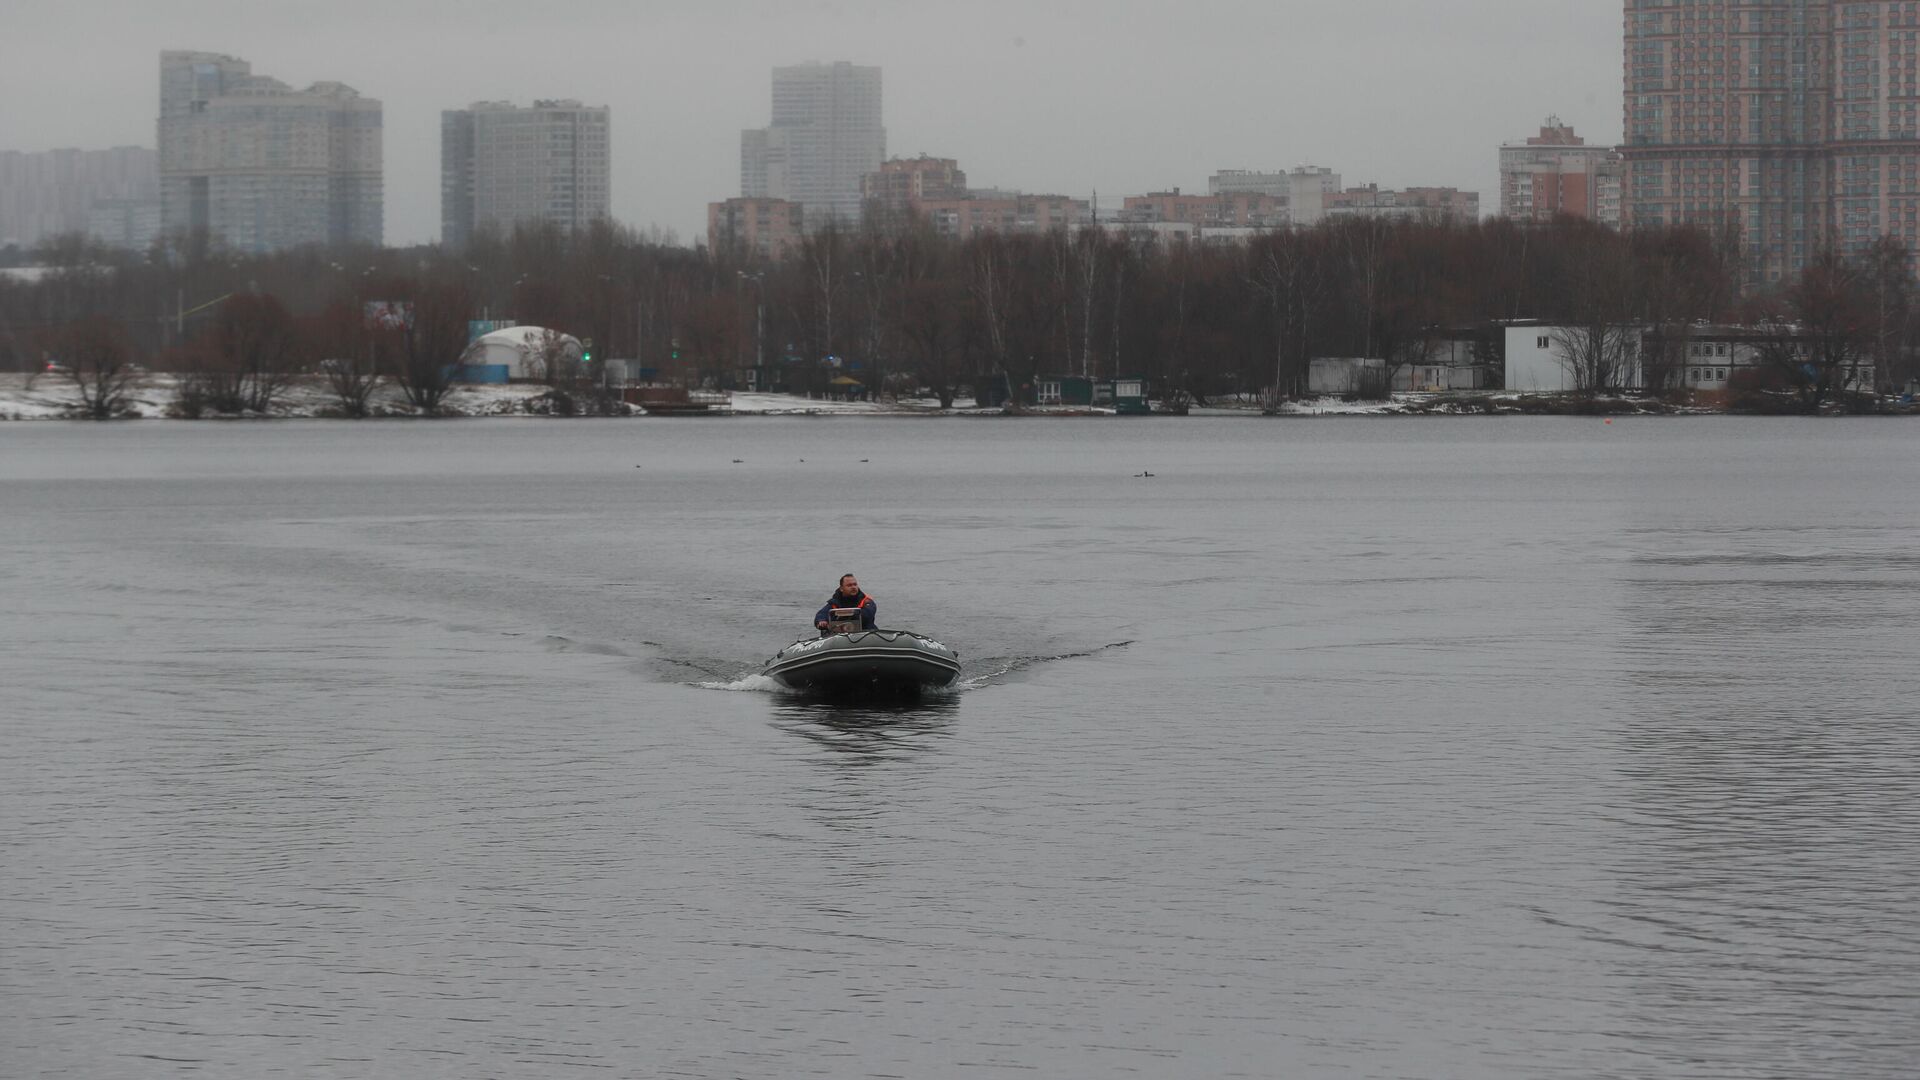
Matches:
[763,630,961,693]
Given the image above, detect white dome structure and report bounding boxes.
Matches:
[459,326,583,381]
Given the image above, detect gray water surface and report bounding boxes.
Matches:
[3,417,1918,1079]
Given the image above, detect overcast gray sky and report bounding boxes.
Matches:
[3,0,1622,245]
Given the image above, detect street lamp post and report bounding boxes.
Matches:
[738,270,765,370]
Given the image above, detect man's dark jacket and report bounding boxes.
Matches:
[816,590,877,630]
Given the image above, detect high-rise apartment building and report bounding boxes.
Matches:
[158,51,381,252]
[441,100,611,249]
[0,146,158,249]
[1500,118,1624,226]
[741,62,885,229]
[1622,1,1920,282]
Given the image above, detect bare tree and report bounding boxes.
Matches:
[1861,235,1913,395]
[42,317,141,419]
[532,328,584,387]
[1549,322,1642,394]
[1249,232,1325,407]
[393,283,472,414]
[309,300,386,417]
[185,293,299,413]
[1548,225,1639,393]
[969,232,1016,405]
[1752,248,1871,412]
[1632,225,1738,394]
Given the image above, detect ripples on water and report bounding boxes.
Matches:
[3,419,1918,1078]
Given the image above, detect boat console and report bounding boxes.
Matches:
[823,607,866,635]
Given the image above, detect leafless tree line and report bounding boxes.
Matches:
[5,215,1917,418]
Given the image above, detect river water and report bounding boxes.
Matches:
[3,417,1917,1079]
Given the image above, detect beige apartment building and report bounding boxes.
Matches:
[158,51,381,252]
[441,100,611,249]
[1622,0,1920,281]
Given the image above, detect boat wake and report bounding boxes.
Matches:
[698,672,784,693]
[954,640,1135,689]
[693,639,1134,694]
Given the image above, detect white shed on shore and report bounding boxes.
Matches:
[1503,324,1646,393]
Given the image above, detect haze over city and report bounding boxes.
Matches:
[0,0,1621,244]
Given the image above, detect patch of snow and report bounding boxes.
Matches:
[1270,396,1408,416]
[728,392,897,415]
[0,373,633,421]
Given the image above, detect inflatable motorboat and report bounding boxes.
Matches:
[763,608,961,694]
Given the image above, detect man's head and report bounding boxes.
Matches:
[838,573,860,596]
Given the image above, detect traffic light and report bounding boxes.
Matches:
[581,337,593,364]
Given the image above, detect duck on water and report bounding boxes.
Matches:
[762,575,961,696]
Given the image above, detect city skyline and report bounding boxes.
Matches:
[0,0,1621,246]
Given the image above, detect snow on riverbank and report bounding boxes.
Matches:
[0,373,555,420]
[0,374,986,420]
[8,374,1834,420]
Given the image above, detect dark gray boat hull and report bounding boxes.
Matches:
[764,630,962,693]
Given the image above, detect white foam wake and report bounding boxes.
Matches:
[698,673,783,693]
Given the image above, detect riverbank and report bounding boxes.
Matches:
[3,374,1913,420]
[0,374,957,421]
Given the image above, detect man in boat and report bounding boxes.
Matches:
[815,574,877,632]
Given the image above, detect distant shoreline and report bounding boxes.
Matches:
[2,375,1914,421]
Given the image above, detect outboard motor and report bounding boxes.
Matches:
[823,607,866,635]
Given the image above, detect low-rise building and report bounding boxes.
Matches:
[1307,357,1388,397]
[1503,322,1875,395]
[1324,185,1480,224]
[1642,325,1875,396]
[1121,189,1289,229]
[913,193,1088,239]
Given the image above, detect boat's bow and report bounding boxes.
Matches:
[763,629,961,693]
